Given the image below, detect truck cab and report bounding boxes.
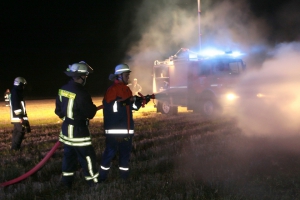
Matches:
[153,48,246,116]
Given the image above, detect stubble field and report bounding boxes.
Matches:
[0,98,300,200]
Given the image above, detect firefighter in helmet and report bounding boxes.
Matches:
[99,64,150,182]
[10,77,31,150]
[55,61,102,188]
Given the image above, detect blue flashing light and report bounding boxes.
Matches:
[198,48,244,58]
[230,51,243,57]
[199,48,225,57]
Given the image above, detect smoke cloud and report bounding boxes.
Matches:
[233,42,300,136]
[122,0,300,137]
[123,0,269,93]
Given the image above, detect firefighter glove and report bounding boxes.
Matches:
[145,95,151,104]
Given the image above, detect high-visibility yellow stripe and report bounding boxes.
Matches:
[14,109,22,115]
[58,89,75,119]
[59,132,92,142]
[86,173,99,181]
[59,138,92,146]
[59,89,76,99]
[67,98,74,119]
[85,156,99,182]
[21,101,26,113]
[68,125,74,138]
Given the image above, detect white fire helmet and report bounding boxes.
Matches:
[65,61,93,77]
[114,64,131,75]
[14,77,27,86]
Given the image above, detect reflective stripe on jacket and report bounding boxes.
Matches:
[103,80,142,136]
[55,80,97,146]
[10,85,28,123]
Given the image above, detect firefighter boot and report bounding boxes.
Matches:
[119,169,130,181]
[98,168,109,182]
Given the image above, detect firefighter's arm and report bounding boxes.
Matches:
[120,97,133,106]
[54,96,65,119]
[97,105,104,110]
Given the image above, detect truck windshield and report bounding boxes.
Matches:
[228,61,244,74]
[199,59,244,76]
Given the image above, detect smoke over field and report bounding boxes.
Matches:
[121,0,270,93]
[233,42,300,136]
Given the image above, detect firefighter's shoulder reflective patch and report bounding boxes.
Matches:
[59,89,76,99]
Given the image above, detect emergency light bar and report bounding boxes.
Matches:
[199,48,244,58]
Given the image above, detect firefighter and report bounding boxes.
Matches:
[127,78,142,95]
[10,77,31,150]
[4,89,10,106]
[99,64,149,182]
[55,61,102,188]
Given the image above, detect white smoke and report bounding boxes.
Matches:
[121,1,300,137]
[234,42,300,136]
[123,0,269,93]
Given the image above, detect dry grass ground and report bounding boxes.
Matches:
[1,98,300,199]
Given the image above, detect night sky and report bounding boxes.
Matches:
[1,0,300,99]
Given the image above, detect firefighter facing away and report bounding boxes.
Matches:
[99,64,150,182]
[55,61,102,188]
[9,77,31,150]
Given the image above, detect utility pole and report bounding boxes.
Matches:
[197,0,201,51]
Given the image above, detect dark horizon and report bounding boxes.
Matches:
[1,0,300,99]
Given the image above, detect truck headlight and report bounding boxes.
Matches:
[256,93,264,98]
[226,93,239,101]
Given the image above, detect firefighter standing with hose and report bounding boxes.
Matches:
[9,77,31,151]
[99,64,150,182]
[55,61,102,188]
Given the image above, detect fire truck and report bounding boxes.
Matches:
[153,48,246,117]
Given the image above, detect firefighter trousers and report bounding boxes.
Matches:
[61,144,99,187]
[99,135,133,181]
[11,123,25,150]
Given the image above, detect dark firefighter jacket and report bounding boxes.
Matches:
[10,85,28,123]
[103,79,142,137]
[55,79,98,146]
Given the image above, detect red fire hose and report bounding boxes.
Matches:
[0,105,104,188]
[0,141,61,187]
[137,92,155,107]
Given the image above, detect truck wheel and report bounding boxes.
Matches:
[200,99,215,117]
[158,100,178,115]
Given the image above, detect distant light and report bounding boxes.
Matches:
[257,93,264,98]
[226,93,239,101]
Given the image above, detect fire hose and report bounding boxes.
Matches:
[0,94,155,187]
[136,93,155,107]
[0,141,61,187]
